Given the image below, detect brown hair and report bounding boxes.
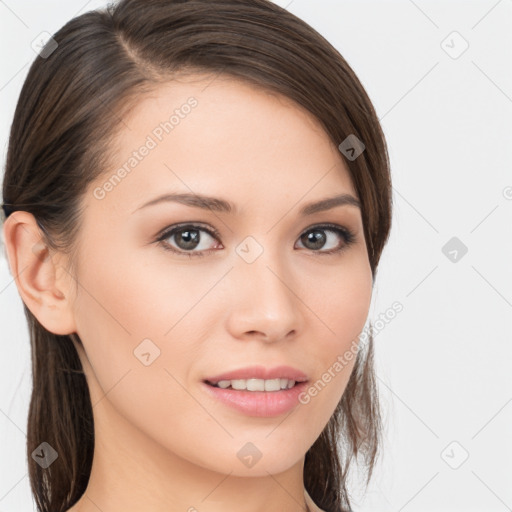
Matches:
[1,1,392,511]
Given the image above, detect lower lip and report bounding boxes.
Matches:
[202,381,309,417]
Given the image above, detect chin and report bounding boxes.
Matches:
[203,438,308,477]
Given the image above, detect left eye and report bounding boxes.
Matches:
[155,223,355,257]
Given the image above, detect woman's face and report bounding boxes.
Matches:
[67,74,373,477]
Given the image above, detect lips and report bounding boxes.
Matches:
[201,379,310,417]
[203,364,309,385]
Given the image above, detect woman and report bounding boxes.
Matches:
[1,0,392,511]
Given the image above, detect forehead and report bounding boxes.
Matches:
[88,73,357,218]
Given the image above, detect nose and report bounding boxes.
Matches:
[224,250,305,343]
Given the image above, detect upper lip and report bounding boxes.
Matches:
[204,365,309,384]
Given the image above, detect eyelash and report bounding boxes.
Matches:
[154,222,356,258]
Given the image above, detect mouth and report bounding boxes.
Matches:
[201,378,310,417]
[203,377,304,392]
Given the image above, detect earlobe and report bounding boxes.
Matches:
[2,211,77,335]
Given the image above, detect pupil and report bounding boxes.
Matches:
[177,229,200,250]
[304,230,325,250]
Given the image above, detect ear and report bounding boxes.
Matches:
[2,211,77,335]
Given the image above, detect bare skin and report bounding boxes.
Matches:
[3,73,373,512]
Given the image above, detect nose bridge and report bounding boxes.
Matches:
[236,230,290,293]
[228,234,301,339]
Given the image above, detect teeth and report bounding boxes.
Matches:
[214,378,296,391]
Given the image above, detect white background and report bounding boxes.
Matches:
[1,1,511,511]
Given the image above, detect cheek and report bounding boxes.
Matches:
[74,237,208,348]
[71,240,218,421]
[297,253,372,423]
[71,253,213,463]
[309,251,373,351]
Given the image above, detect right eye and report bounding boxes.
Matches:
[155,223,222,257]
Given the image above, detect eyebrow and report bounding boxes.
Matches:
[132,192,361,215]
